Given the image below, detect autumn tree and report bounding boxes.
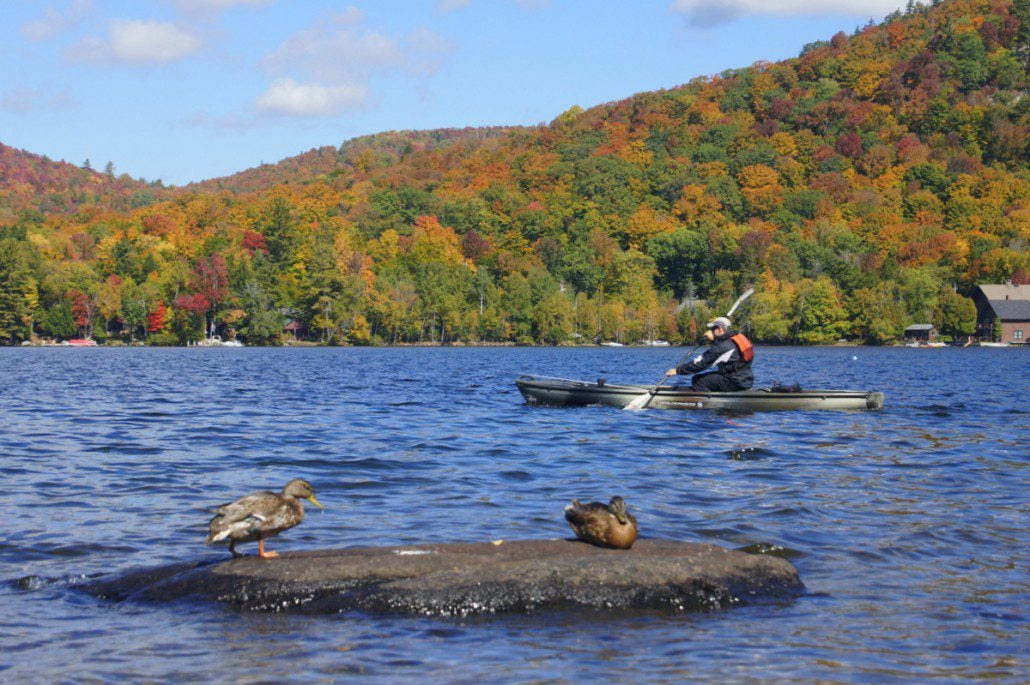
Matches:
[147,301,167,334]
[69,290,98,338]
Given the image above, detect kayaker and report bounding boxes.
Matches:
[665,316,754,391]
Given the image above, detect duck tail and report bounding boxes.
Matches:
[207,529,230,544]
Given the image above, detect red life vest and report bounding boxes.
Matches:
[730,333,754,362]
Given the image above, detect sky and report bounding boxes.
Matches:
[1,0,906,186]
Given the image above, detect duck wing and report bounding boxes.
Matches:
[563,501,612,541]
[207,491,291,542]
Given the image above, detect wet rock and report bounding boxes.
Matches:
[83,539,804,616]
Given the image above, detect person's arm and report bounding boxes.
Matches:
[679,347,718,374]
[666,347,717,376]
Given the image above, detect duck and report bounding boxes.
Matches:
[206,479,323,558]
[563,495,638,550]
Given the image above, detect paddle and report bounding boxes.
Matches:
[624,287,755,411]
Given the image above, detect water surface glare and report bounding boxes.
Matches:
[0,346,1026,681]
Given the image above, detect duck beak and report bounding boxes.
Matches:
[308,495,324,509]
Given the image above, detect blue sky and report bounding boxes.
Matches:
[1,0,904,186]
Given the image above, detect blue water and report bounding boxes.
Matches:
[0,346,1026,682]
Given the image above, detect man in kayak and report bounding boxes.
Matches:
[665,316,754,391]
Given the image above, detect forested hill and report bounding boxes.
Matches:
[0,0,1026,347]
[0,143,165,215]
[184,127,523,196]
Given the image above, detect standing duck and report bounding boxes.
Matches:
[206,479,323,558]
[564,495,638,549]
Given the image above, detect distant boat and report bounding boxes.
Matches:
[643,339,670,347]
[65,338,97,347]
[192,336,244,347]
[598,341,624,347]
[979,341,1011,347]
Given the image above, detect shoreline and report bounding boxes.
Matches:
[10,340,1021,349]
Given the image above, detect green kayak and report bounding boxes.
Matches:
[516,375,884,412]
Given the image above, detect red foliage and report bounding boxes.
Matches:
[175,293,211,313]
[461,229,493,262]
[811,172,851,202]
[242,230,268,254]
[812,145,837,163]
[148,302,166,333]
[69,290,96,330]
[142,214,176,236]
[768,97,793,121]
[753,119,778,137]
[845,102,875,128]
[896,134,928,164]
[738,226,773,264]
[187,255,229,308]
[836,132,864,159]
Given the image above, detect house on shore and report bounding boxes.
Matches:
[903,324,938,342]
[971,283,1029,344]
[283,319,306,342]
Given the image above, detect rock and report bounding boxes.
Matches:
[83,539,804,616]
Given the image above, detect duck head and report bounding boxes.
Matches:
[283,478,324,508]
[608,496,629,524]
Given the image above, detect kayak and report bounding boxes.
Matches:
[515,375,884,412]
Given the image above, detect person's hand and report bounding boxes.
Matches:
[665,368,677,377]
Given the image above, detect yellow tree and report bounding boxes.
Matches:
[96,274,123,337]
[621,205,678,249]
[673,184,723,228]
[737,164,784,217]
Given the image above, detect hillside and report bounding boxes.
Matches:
[0,142,166,217]
[184,127,524,196]
[0,0,1026,346]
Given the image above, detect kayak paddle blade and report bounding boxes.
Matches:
[623,392,653,411]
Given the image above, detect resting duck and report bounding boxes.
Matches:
[206,479,323,558]
[564,495,638,549]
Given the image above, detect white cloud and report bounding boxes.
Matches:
[255,78,369,116]
[437,0,546,11]
[262,24,404,84]
[0,87,75,114]
[21,0,93,42]
[256,8,453,118]
[406,27,455,77]
[669,0,904,27]
[332,6,365,26]
[167,0,272,13]
[66,19,203,66]
[437,0,471,11]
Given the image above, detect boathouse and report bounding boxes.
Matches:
[283,319,306,341]
[903,324,938,342]
[971,283,1029,344]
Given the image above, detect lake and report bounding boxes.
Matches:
[0,346,1026,682]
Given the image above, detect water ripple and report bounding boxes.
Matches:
[0,346,1026,682]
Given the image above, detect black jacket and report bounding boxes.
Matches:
[676,329,754,388]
